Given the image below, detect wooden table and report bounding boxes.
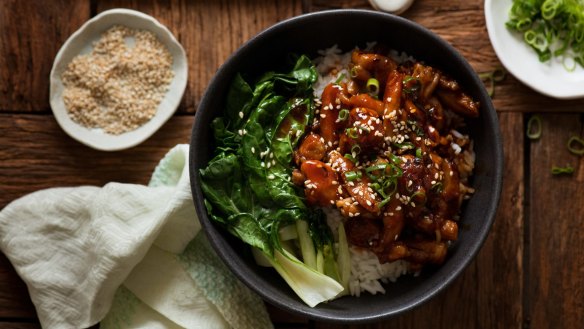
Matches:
[1,1,583,328]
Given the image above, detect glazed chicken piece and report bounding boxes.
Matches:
[300,160,339,207]
[294,132,326,165]
[339,107,384,154]
[349,50,397,87]
[329,151,380,214]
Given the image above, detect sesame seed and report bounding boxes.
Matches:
[239,111,244,119]
[396,206,402,211]
[366,200,372,206]
[251,147,255,154]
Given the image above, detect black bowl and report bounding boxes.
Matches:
[189,9,503,323]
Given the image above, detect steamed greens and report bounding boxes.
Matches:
[199,56,350,307]
[506,0,584,70]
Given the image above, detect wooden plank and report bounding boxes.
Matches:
[528,114,584,329]
[96,0,304,113]
[0,114,194,209]
[313,112,524,328]
[0,253,37,319]
[0,0,90,112]
[0,323,40,329]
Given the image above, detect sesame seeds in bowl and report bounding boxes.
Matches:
[50,8,187,151]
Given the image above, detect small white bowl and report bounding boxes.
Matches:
[49,8,188,151]
[485,0,584,99]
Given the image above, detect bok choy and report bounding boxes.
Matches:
[199,55,350,307]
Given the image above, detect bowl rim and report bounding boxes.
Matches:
[49,8,188,151]
[190,8,503,323]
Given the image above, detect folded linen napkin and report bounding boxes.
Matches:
[0,144,273,329]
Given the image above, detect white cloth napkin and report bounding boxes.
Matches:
[0,144,273,329]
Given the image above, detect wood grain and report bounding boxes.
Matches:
[96,0,304,113]
[0,253,36,319]
[1,0,584,328]
[0,0,90,112]
[0,114,194,209]
[528,114,584,329]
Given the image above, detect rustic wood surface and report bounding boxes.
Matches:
[0,0,582,328]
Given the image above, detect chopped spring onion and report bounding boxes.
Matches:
[402,75,420,94]
[346,127,358,139]
[350,144,362,155]
[416,148,423,158]
[551,164,575,175]
[410,190,427,204]
[394,141,415,150]
[567,135,584,155]
[479,67,507,97]
[430,182,443,193]
[526,115,542,140]
[345,170,362,181]
[355,124,371,133]
[366,78,380,96]
[334,73,346,85]
[338,109,349,121]
[506,0,584,70]
[344,153,357,162]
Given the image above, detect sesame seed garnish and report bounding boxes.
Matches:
[239,111,244,119]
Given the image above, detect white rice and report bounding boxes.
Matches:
[323,207,409,297]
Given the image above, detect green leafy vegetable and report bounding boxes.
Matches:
[200,55,346,307]
[506,0,584,70]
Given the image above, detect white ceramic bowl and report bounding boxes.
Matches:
[485,0,584,99]
[49,8,188,151]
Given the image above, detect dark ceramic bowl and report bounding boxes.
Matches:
[190,9,503,323]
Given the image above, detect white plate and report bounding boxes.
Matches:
[485,0,584,99]
[50,9,188,151]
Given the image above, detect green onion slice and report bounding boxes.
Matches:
[345,170,362,181]
[334,73,346,85]
[479,67,506,97]
[551,165,575,175]
[338,109,349,121]
[567,136,584,155]
[344,153,357,163]
[366,78,380,96]
[526,115,542,140]
[346,127,358,139]
[351,144,361,155]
